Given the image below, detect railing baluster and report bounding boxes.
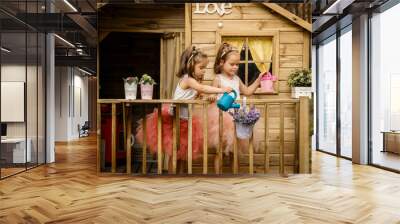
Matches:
[295,102,300,173]
[218,110,223,174]
[249,129,254,175]
[172,105,179,174]
[188,104,193,174]
[279,103,285,175]
[123,103,126,152]
[247,102,253,175]
[264,103,269,173]
[97,103,101,173]
[157,104,163,175]
[142,105,147,174]
[203,103,208,175]
[233,122,238,174]
[176,106,180,174]
[126,104,132,174]
[111,103,117,173]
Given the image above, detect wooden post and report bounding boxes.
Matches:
[122,103,126,152]
[97,103,101,173]
[279,103,285,175]
[203,103,208,175]
[249,131,254,175]
[188,104,193,174]
[157,104,163,174]
[142,106,147,174]
[172,106,179,174]
[184,3,192,48]
[295,102,300,173]
[264,104,269,173]
[126,104,132,174]
[111,103,117,173]
[233,123,238,174]
[218,110,223,174]
[299,97,311,173]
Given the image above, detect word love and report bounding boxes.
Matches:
[194,3,233,16]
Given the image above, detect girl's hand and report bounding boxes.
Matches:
[222,86,233,93]
[258,72,266,80]
[207,95,217,102]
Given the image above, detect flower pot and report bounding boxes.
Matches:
[291,87,312,99]
[141,84,154,99]
[235,122,254,139]
[124,82,137,100]
[260,79,275,93]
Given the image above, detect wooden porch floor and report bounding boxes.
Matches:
[1,136,400,223]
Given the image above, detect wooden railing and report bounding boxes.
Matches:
[97,97,311,175]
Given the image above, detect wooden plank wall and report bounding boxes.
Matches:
[190,3,311,171]
[98,4,185,33]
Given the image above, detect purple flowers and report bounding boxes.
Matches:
[229,106,260,126]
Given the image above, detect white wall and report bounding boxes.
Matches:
[55,66,89,141]
[1,63,46,164]
[55,67,69,141]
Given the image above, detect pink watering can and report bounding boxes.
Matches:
[260,72,277,93]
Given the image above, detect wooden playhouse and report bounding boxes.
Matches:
[97,3,312,175]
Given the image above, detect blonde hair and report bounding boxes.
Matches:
[214,43,239,74]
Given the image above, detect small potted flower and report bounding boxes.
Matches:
[287,69,312,98]
[229,103,261,139]
[139,74,156,99]
[123,76,138,100]
[260,72,277,93]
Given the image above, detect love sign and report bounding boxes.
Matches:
[194,3,233,16]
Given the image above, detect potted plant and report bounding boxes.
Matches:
[260,72,277,93]
[287,69,312,98]
[139,74,156,99]
[229,104,261,139]
[123,76,138,100]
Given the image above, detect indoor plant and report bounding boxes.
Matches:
[287,69,312,98]
[139,74,156,99]
[229,103,261,139]
[123,76,138,100]
[260,72,277,93]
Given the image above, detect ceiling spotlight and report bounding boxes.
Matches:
[1,47,11,53]
[54,34,75,48]
[63,0,78,12]
[78,67,93,76]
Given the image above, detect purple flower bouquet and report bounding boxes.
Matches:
[229,105,261,139]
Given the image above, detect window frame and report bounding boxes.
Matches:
[216,31,280,94]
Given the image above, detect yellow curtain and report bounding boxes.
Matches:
[222,37,245,53]
[248,37,273,73]
[161,32,183,99]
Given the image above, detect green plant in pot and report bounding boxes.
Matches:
[123,76,138,100]
[140,74,156,99]
[287,69,312,99]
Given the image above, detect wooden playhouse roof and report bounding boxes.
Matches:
[263,3,312,32]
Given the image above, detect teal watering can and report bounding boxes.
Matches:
[217,90,240,111]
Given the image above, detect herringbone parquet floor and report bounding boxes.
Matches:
[1,136,400,224]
